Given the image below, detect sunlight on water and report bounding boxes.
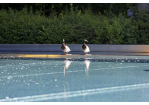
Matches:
[0,58,149,101]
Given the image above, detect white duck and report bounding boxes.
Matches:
[82,39,90,55]
[61,39,71,55]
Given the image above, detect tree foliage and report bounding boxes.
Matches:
[0,3,135,16]
[0,3,149,44]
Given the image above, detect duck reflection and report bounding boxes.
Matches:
[64,58,71,76]
[84,58,90,75]
[63,58,90,76]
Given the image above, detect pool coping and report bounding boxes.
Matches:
[1,44,149,55]
[1,44,149,59]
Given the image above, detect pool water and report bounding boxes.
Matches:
[0,58,149,102]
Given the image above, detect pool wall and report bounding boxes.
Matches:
[0,44,149,55]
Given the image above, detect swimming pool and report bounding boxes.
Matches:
[0,58,149,102]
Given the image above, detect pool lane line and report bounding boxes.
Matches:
[1,82,149,102]
[0,70,85,79]
[0,65,146,79]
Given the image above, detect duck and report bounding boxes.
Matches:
[82,39,90,55]
[61,39,71,55]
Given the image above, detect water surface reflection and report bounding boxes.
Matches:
[1,58,149,101]
[63,58,91,76]
[84,59,91,75]
[63,58,72,76]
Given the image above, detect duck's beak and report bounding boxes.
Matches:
[86,40,89,42]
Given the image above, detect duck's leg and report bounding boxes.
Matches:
[64,52,66,55]
[84,52,88,55]
[67,52,68,55]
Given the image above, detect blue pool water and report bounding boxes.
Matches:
[0,58,149,102]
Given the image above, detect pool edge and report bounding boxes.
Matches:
[1,54,149,60]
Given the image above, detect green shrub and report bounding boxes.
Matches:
[0,6,149,44]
